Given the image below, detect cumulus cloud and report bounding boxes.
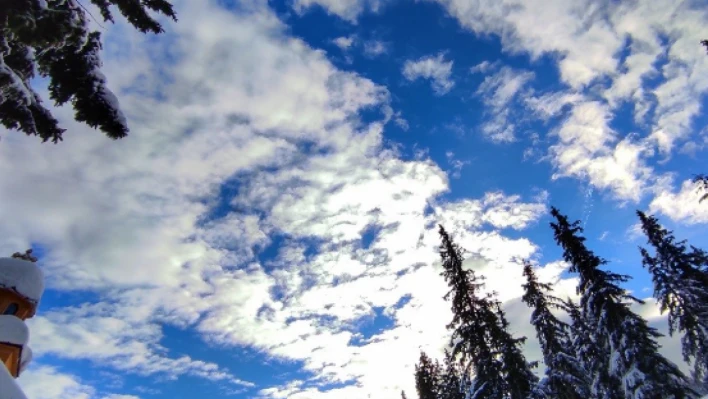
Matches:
[332,36,355,50]
[0,1,558,398]
[435,192,548,232]
[548,101,655,202]
[428,0,708,209]
[402,53,455,95]
[649,179,708,224]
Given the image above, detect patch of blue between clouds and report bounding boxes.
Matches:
[155,324,285,395]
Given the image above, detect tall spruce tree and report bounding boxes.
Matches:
[563,297,612,398]
[414,350,467,399]
[638,211,708,383]
[438,350,467,399]
[438,225,537,399]
[415,351,441,399]
[550,207,697,399]
[492,301,538,398]
[521,261,590,399]
[1,0,176,142]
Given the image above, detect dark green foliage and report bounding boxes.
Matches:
[493,303,538,399]
[414,350,467,399]
[521,261,590,399]
[638,211,708,382]
[693,174,708,203]
[438,225,537,399]
[11,249,37,262]
[551,207,696,399]
[563,297,610,398]
[415,352,440,399]
[0,0,176,142]
[438,350,467,399]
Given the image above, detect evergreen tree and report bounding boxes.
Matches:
[438,225,537,399]
[562,297,615,399]
[693,174,708,203]
[415,351,441,399]
[492,301,538,399]
[521,261,590,399]
[438,350,467,399]
[550,207,697,399]
[638,211,708,383]
[402,390,408,399]
[1,0,176,142]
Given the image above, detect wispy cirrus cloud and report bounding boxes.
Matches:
[363,40,389,58]
[429,0,708,218]
[475,66,534,142]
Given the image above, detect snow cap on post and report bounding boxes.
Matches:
[0,316,29,347]
[0,256,44,304]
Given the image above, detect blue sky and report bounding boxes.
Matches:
[2,0,708,398]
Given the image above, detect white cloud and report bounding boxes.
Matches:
[332,36,355,50]
[430,0,708,204]
[524,91,583,121]
[0,0,394,392]
[549,101,654,202]
[293,0,389,23]
[0,2,545,397]
[476,66,534,142]
[18,366,93,399]
[363,40,389,57]
[478,67,534,110]
[649,179,708,224]
[394,114,410,130]
[429,0,622,88]
[2,1,700,399]
[402,53,455,95]
[434,191,547,232]
[445,151,470,178]
[27,300,253,387]
[18,366,140,399]
[470,60,499,74]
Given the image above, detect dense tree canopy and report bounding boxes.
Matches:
[551,207,696,399]
[638,211,708,384]
[438,225,537,399]
[521,261,590,399]
[406,208,704,399]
